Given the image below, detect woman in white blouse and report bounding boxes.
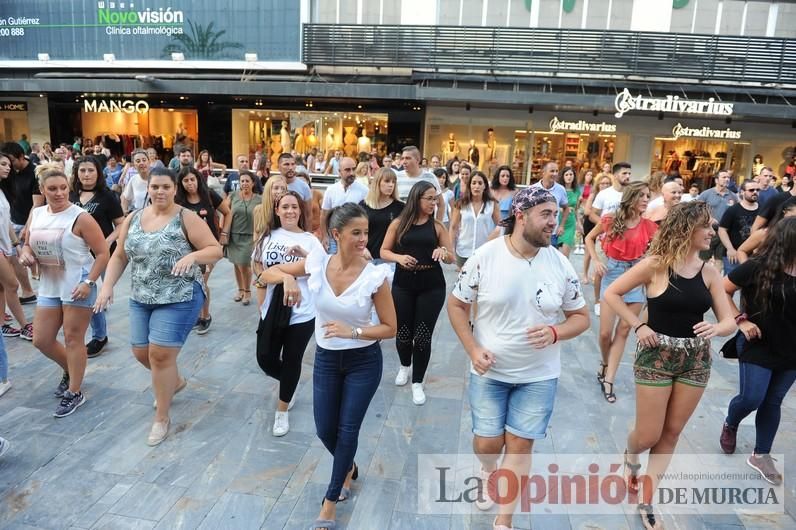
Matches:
[449,170,501,270]
[261,202,396,530]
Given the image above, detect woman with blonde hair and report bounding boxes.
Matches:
[605,201,735,528]
[360,167,404,263]
[252,175,288,243]
[354,161,370,187]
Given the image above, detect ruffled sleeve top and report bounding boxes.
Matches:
[305,249,393,350]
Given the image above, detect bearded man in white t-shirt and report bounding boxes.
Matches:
[448,186,590,529]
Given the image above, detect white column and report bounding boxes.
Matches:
[739,1,748,36]
[379,0,384,24]
[606,0,613,30]
[581,0,590,29]
[630,0,673,32]
[356,0,363,23]
[690,0,699,33]
[506,0,512,27]
[530,0,540,27]
[714,0,723,35]
[766,2,779,37]
[481,0,489,26]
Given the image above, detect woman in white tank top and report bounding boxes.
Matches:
[449,170,501,270]
[18,167,109,418]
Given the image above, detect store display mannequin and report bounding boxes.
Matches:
[343,126,357,157]
[442,132,460,163]
[270,134,283,168]
[280,121,291,153]
[752,154,764,178]
[357,129,371,155]
[485,128,497,164]
[326,127,337,150]
[294,128,306,154]
[468,139,480,168]
[306,126,318,149]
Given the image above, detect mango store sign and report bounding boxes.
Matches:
[614,88,734,118]
[83,99,149,114]
[672,123,742,140]
[549,116,616,133]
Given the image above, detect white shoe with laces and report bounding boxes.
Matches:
[288,393,296,411]
[411,383,426,405]
[395,366,411,386]
[273,411,289,437]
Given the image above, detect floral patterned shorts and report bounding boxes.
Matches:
[633,333,712,388]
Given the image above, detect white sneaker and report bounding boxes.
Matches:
[411,383,426,405]
[0,380,11,398]
[395,366,411,386]
[594,303,601,317]
[288,393,296,411]
[273,411,289,437]
[574,246,585,255]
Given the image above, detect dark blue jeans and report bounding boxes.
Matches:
[313,342,383,502]
[726,361,796,454]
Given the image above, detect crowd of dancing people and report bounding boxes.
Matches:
[0,138,794,530]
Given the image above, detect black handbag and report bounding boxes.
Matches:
[720,330,747,359]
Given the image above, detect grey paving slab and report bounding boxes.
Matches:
[0,257,794,529]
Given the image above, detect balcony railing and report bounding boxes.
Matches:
[302,24,795,85]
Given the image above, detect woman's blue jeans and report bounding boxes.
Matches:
[313,342,382,502]
[726,361,796,454]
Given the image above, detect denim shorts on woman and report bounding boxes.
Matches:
[37,271,97,309]
[468,373,558,439]
[600,257,644,304]
[634,332,712,388]
[129,282,205,348]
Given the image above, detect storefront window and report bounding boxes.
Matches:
[232,109,388,170]
[0,110,29,145]
[530,131,616,183]
[81,104,198,160]
[651,137,746,190]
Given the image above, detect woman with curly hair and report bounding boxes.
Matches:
[720,216,796,486]
[604,201,735,529]
[585,181,657,403]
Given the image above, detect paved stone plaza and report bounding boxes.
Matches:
[0,257,794,529]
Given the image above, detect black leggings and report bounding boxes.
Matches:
[392,285,446,384]
[257,319,315,403]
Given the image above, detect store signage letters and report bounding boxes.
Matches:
[614,88,734,118]
[83,99,150,114]
[549,116,616,133]
[0,102,28,111]
[672,123,742,140]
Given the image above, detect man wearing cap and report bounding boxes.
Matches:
[448,187,590,528]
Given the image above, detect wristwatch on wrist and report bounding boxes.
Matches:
[82,279,96,287]
[351,327,363,340]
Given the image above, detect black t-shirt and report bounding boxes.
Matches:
[360,199,404,259]
[181,190,223,239]
[760,190,796,222]
[10,161,41,225]
[719,202,758,250]
[70,188,124,254]
[728,259,796,370]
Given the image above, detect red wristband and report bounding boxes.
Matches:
[548,325,558,344]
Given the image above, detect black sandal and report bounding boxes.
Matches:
[637,503,660,529]
[601,380,616,403]
[597,362,607,384]
[624,450,642,495]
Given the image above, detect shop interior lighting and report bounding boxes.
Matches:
[103,53,115,62]
[37,53,50,62]
[245,53,258,62]
[171,52,185,61]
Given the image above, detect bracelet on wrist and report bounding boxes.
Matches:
[634,322,650,334]
[734,313,748,324]
[548,325,558,344]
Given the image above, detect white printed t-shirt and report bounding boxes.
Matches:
[591,186,623,218]
[255,228,325,325]
[451,237,585,383]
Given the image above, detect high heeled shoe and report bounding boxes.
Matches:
[337,462,359,501]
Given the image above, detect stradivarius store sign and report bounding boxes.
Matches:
[549,116,616,133]
[614,88,734,118]
[672,123,741,140]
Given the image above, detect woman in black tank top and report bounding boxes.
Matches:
[604,201,736,529]
[381,181,454,406]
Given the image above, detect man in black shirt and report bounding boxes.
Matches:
[0,142,42,302]
[752,183,796,232]
[718,179,759,275]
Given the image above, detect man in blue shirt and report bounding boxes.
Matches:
[224,154,263,194]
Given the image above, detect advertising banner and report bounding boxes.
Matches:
[0,0,300,62]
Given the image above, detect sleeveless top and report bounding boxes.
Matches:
[601,217,658,262]
[394,218,445,290]
[456,201,497,258]
[229,191,259,236]
[0,190,13,255]
[124,209,204,304]
[647,264,712,338]
[499,195,514,220]
[28,204,95,301]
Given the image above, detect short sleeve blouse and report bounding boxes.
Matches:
[305,249,392,350]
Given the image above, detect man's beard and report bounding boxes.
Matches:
[522,224,550,248]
